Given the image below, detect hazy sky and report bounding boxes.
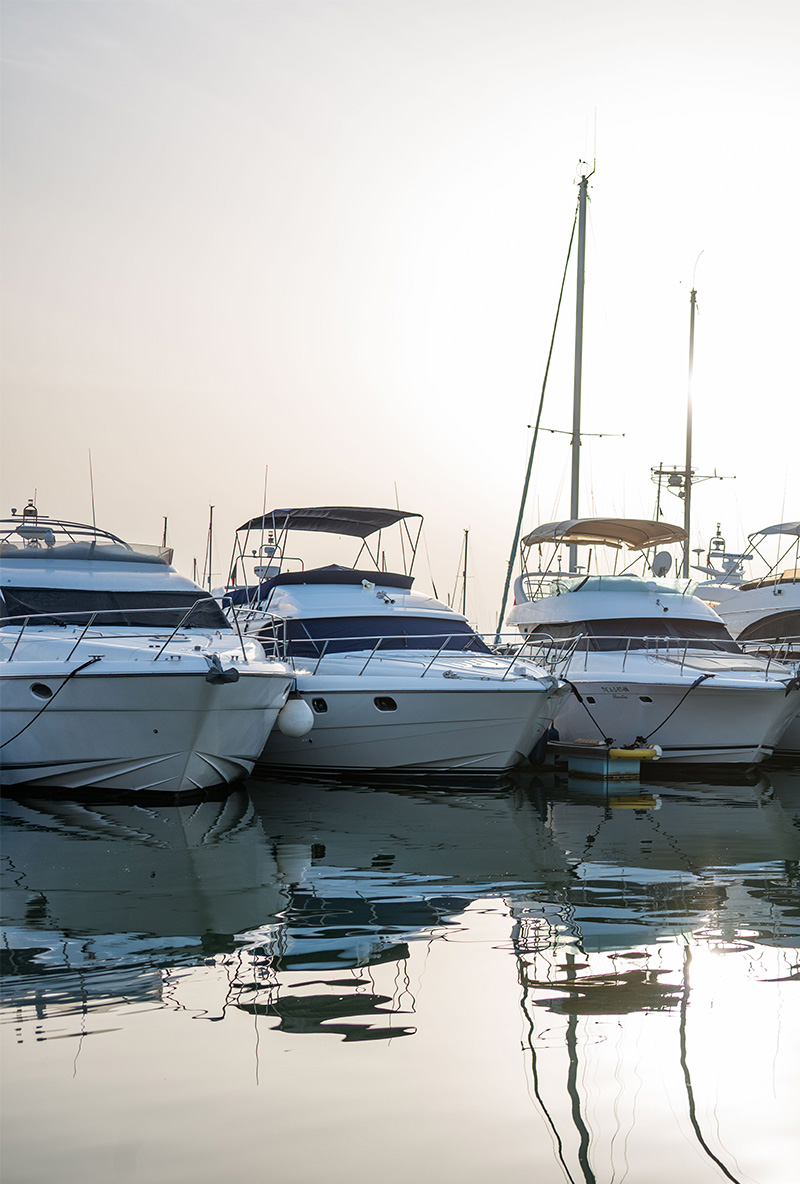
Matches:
[2,0,798,630]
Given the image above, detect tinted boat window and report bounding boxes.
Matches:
[527,617,740,652]
[737,609,800,643]
[258,615,490,658]
[0,587,229,629]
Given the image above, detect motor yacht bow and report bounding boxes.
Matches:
[0,505,295,793]
[221,506,563,777]
[507,518,799,764]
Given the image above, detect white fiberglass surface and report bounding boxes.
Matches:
[0,558,201,592]
[259,582,464,622]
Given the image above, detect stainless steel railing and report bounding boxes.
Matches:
[503,632,794,679]
[1,603,244,663]
[228,608,550,681]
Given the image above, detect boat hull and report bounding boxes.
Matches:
[0,667,291,793]
[773,710,800,758]
[259,678,557,775]
[711,584,800,641]
[548,676,800,764]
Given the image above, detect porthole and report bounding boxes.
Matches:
[585,695,596,704]
[639,695,653,703]
[374,696,397,712]
[311,698,328,714]
[30,683,53,700]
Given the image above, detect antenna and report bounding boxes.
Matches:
[259,464,269,556]
[394,481,407,573]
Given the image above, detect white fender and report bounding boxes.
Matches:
[276,695,314,737]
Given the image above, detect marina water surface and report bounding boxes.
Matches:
[2,765,798,1184]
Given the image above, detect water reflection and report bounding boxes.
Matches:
[1,766,798,1184]
[1,791,292,1019]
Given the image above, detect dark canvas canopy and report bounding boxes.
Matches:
[223,565,414,606]
[237,507,421,538]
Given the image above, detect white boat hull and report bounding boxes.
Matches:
[546,672,800,764]
[508,566,800,766]
[0,666,291,793]
[710,589,800,758]
[705,583,800,641]
[260,676,558,775]
[773,706,800,758]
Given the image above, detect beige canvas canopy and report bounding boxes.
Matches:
[521,518,687,551]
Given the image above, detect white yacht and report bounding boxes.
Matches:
[506,518,800,764]
[0,505,296,794]
[696,522,799,757]
[222,506,563,777]
[695,522,800,642]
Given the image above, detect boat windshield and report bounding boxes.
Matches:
[525,617,740,652]
[520,574,698,600]
[0,587,230,629]
[257,615,491,658]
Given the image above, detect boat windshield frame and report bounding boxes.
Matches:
[0,515,172,564]
[518,572,698,602]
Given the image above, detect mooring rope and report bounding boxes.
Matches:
[0,656,102,749]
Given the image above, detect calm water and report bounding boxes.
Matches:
[2,764,799,1184]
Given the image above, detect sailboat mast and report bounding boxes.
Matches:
[203,505,214,592]
[682,286,698,577]
[461,528,469,617]
[569,172,589,573]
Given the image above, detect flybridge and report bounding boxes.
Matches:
[0,503,173,565]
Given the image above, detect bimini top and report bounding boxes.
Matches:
[752,522,800,538]
[521,518,687,551]
[237,507,421,538]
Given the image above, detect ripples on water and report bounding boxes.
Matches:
[2,763,798,1184]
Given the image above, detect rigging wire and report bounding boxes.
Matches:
[0,656,102,749]
[420,529,439,601]
[495,206,579,644]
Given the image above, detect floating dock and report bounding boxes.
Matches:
[548,740,661,781]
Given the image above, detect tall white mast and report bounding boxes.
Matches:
[569,167,592,572]
[682,260,701,576]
